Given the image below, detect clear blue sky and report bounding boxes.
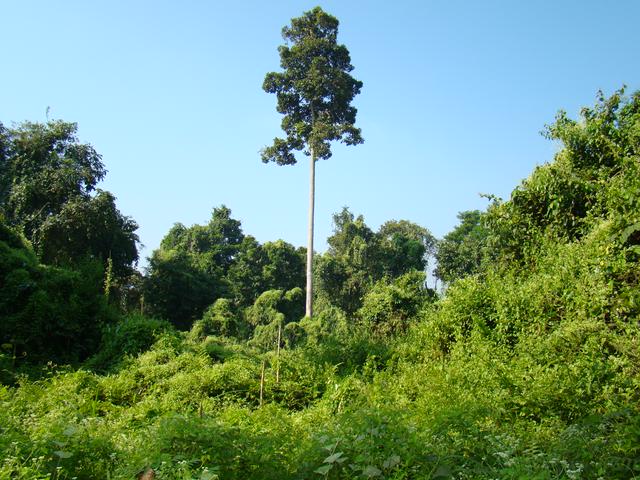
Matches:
[2,1,639,267]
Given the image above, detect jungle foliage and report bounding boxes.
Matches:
[1,84,639,478]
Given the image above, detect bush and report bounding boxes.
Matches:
[357,270,434,336]
[191,298,244,340]
[86,314,176,371]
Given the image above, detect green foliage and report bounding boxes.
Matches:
[0,120,139,277]
[246,290,286,327]
[317,208,434,315]
[0,221,114,367]
[246,288,304,349]
[86,314,176,372]
[262,240,306,293]
[261,7,363,165]
[358,271,434,336]
[545,89,638,173]
[378,219,437,277]
[2,90,640,480]
[37,190,138,278]
[225,236,267,306]
[192,298,243,339]
[485,88,640,265]
[147,206,306,329]
[282,321,306,348]
[435,210,490,283]
[145,206,245,328]
[144,249,223,330]
[282,287,305,322]
[158,205,244,275]
[227,237,305,307]
[1,120,105,235]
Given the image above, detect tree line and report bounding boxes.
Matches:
[11,81,636,367]
[0,114,492,367]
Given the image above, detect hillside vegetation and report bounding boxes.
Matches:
[1,90,639,479]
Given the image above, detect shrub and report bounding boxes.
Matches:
[191,298,244,340]
[357,270,434,336]
[86,314,176,371]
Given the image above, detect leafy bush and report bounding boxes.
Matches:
[191,298,243,340]
[245,288,305,349]
[357,270,434,336]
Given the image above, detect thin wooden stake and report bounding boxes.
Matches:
[259,358,266,407]
[276,321,282,384]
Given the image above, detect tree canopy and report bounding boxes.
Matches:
[145,206,306,329]
[317,207,435,314]
[434,210,490,284]
[0,120,138,277]
[261,6,363,165]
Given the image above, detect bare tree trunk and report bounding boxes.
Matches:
[306,147,315,318]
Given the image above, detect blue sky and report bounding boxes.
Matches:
[2,1,639,266]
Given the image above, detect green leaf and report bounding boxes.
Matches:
[324,452,344,464]
[54,450,73,459]
[362,465,381,477]
[314,464,333,475]
[433,465,452,478]
[383,454,401,469]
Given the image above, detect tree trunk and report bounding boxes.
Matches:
[306,147,316,318]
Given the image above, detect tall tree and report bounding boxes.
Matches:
[262,7,363,318]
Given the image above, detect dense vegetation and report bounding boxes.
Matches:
[1,88,639,479]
